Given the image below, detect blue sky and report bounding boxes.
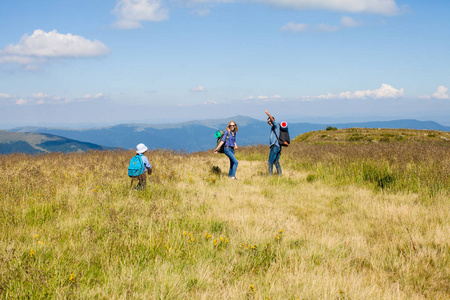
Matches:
[0,0,449,127]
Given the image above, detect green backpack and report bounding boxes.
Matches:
[215,130,230,153]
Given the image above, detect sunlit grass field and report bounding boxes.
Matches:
[1,134,449,299]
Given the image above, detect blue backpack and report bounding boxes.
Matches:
[128,154,145,177]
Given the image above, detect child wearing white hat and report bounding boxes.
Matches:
[135,143,152,189]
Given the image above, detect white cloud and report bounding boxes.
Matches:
[431,86,450,99]
[31,92,70,105]
[253,0,399,15]
[341,16,362,28]
[82,93,105,100]
[316,23,340,32]
[315,83,404,99]
[191,8,211,16]
[0,93,12,99]
[190,86,207,92]
[203,100,218,104]
[280,22,308,32]
[0,29,109,68]
[16,99,27,105]
[281,16,362,34]
[244,94,283,101]
[189,0,399,14]
[0,92,108,106]
[112,0,168,29]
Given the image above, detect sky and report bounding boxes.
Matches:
[0,0,449,128]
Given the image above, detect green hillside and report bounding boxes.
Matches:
[294,127,450,143]
[0,130,110,154]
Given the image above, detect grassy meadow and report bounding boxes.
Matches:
[0,130,449,299]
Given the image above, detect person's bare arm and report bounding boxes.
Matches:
[265,110,275,123]
[214,141,224,153]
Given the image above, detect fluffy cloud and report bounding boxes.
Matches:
[0,92,105,106]
[316,23,340,32]
[79,93,106,102]
[315,84,404,99]
[123,0,398,29]
[280,22,308,32]
[112,0,168,29]
[0,93,12,99]
[244,94,283,101]
[31,92,70,105]
[340,16,362,28]
[431,86,450,100]
[187,0,399,14]
[282,16,362,33]
[253,0,399,15]
[190,86,207,92]
[0,30,109,68]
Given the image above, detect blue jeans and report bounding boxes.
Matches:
[268,145,282,176]
[224,147,238,177]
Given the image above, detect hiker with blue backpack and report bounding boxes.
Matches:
[214,121,239,180]
[265,110,290,176]
[128,143,152,190]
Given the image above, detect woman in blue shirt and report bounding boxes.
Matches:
[214,121,239,179]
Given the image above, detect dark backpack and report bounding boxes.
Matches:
[215,130,230,153]
[273,122,290,147]
[128,154,145,177]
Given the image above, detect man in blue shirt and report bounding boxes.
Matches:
[265,110,282,176]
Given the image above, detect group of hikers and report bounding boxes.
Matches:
[129,110,288,189]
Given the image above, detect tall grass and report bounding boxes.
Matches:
[239,142,450,199]
[0,141,449,299]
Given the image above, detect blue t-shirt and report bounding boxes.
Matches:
[221,130,236,147]
[269,123,280,147]
[139,154,152,171]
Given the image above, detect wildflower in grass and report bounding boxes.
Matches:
[251,244,257,250]
[69,273,76,283]
[225,238,229,243]
[213,239,218,246]
[37,241,43,245]
[249,284,255,293]
[30,249,35,258]
[275,229,284,242]
[219,236,224,242]
[184,231,188,236]
[33,234,39,239]
[204,233,212,239]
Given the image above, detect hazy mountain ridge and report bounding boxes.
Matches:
[0,130,112,154]
[5,117,450,154]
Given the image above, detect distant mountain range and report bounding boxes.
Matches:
[4,116,450,154]
[0,130,111,154]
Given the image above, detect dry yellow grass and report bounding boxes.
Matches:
[0,140,449,299]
